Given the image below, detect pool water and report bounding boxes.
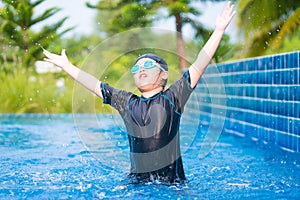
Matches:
[0,114,299,199]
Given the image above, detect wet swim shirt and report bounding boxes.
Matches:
[100,70,194,183]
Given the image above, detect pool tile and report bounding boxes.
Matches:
[208,51,299,153]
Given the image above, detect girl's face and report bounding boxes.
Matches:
[133,58,168,93]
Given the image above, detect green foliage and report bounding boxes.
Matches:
[90,0,235,70]
[266,29,300,55]
[0,0,72,67]
[0,66,73,113]
[0,33,106,114]
[113,4,150,30]
[236,0,300,57]
[61,34,104,66]
[213,34,239,63]
[90,0,152,35]
[0,1,239,114]
[168,1,190,16]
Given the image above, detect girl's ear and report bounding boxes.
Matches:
[161,71,168,79]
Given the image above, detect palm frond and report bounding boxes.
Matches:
[271,7,300,49]
[245,20,284,56]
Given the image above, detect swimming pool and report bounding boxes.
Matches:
[0,114,299,199]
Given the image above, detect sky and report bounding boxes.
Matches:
[6,0,239,41]
[32,0,99,36]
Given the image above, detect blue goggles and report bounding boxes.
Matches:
[131,61,166,75]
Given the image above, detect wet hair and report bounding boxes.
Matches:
[160,78,167,89]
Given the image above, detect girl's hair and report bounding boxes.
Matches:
[136,53,168,71]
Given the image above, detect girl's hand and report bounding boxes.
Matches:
[43,49,70,68]
[215,1,236,31]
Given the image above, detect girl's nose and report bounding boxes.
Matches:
[139,66,145,72]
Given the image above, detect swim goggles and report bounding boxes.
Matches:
[131,61,166,75]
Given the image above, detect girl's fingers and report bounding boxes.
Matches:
[43,49,51,55]
[225,1,231,11]
[43,50,54,59]
[224,2,235,20]
[44,58,52,63]
[225,2,234,13]
[230,10,236,19]
[62,49,66,57]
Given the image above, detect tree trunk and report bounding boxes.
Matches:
[175,13,188,71]
[22,26,30,66]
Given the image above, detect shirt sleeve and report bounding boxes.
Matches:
[100,82,133,116]
[166,70,195,112]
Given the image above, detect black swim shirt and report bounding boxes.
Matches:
[100,70,194,183]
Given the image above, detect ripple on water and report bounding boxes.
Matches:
[0,114,299,199]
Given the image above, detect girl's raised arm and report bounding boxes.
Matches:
[43,49,103,98]
[188,1,236,88]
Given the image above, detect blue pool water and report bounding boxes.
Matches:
[0,114,299,199]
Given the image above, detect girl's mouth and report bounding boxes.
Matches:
[139,73,147,79]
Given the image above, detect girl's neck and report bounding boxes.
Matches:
[141,87,163,98]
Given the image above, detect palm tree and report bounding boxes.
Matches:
[89,0,236,70]
[151,0,204,71]
[0,0,72,66]
[236,0,300,57]
[89,0,210,71]
[87,1,152,35]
